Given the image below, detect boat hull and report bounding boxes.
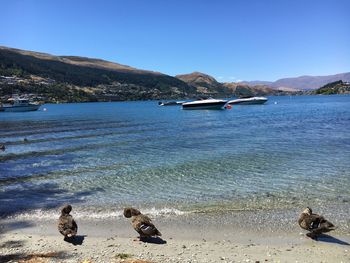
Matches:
[1,104,41,112]
[159,101,184,106]
[182,101,227,110]
[228,97,268,105]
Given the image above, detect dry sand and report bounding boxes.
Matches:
[1,213,350,263]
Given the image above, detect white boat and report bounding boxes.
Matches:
[228,96,268,105]
[0,98,41,112]
[182,98,228,110]
[158,101,185,106]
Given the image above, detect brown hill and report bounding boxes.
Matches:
[175,72,228,95]
[0,46,194,102]
[222,82,286,96]
[0,46,163,75]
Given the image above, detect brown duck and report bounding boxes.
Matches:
[123,207,161,239]
[58,204,78,239]
[298,207,336,239]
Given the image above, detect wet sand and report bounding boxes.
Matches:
[1,211,350,262]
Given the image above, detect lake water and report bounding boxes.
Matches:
[1,95,350,219]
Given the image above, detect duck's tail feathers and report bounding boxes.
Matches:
[323,220,336,229]
[329,225,337,231]
[155,229,162,236]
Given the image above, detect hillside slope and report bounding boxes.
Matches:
[222,82,288,96]
[175,72,230,95]
[309,80,350,95]
[0,46,194,102]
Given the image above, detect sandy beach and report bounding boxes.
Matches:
[1,211,349,263]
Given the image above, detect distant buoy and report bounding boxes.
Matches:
[226,105,232,109]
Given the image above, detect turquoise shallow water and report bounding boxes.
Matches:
[0,95,350,218]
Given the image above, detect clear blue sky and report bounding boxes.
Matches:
[1,0,349,82]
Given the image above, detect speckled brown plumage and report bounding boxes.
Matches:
[58,204,78,239]
[124,207,161,239]
[298,207,335,239]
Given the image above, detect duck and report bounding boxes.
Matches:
[298,207,336,239]
[0,144,5,151]
[58,204,78,240]
[123,207,162,240]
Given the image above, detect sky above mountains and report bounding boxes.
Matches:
[1,0,349,82]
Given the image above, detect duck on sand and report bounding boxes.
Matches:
[123,207,162,240]
[58,204,78,241]
[298,207,336,239]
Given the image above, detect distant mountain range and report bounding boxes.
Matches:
[0,46,349,102]
[241,72,350,90]
[175,72,286,97]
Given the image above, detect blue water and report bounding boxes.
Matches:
[1,95,350,219]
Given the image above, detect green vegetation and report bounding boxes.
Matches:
[115,253,132,259]
[0,48,197,102]
[0,82,97,103]
[0,49,188,89]
[312,80,350,95]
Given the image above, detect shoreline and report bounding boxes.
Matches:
[1,212,349,262]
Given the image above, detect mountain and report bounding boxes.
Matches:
[0,46,195,102]
[175,72,291,97]
[1,46,347,103]
[242,72,350,90]
[222,82,287,97]
[309,80,350,95]
[175,72,229,95]
[1,46,142,73]
[272,73,350,90]
[238,80,273,86]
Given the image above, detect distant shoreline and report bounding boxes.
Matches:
[1,93,349,106]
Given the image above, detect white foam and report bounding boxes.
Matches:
[139,207,186,216]
[8,207,187,221]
